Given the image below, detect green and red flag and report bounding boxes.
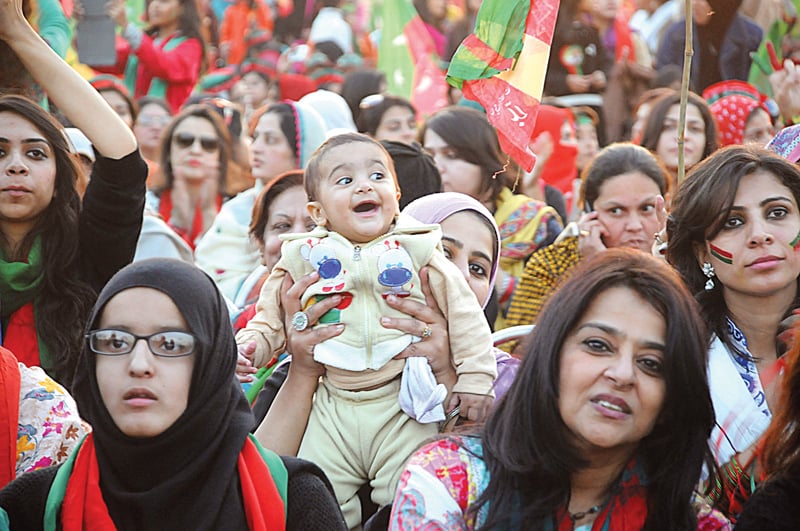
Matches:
[447,0,560,171]
[377,0,449,118]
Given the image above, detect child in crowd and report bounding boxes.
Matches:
[237,132,496,527]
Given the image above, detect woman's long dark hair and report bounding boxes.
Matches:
[420,106,512,207]
[747,281,800,516]
[472,249,715,530]
[0,96,96,383]
[762,321,800,478]
[667,145,800,357]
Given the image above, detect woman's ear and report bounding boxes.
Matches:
[307,201,327,227]
[693,241,710,269]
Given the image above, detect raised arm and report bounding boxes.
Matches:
[0,0,136,158]
[255,272,343,456]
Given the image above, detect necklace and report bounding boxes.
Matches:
[569,504,602,523]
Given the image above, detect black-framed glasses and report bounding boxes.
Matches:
[86,329,196,357]
[172,132,220,152]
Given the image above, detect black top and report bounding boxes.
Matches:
[78,150,147,294]
[736,473,800,531]
[0,456,347,531]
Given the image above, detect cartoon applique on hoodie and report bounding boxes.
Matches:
[238,212,496,395]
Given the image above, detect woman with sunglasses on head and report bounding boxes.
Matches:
[148,104,231,249]
[0,258,348,530]
[0,0,146,385]
[356,94,418,146]
[340,69,387,125]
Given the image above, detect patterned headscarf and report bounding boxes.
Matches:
[703,80,769,146]
[767,124,800,164]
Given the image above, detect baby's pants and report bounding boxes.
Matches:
[298,376,438,530]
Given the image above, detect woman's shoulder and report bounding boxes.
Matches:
[87,149,148,202]
[408,436,486,472]
[281,456,348,530]
[0,465,59,531]
[391,436,488,528]
[736,473,800,530]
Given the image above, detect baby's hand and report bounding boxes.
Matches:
[449,392,493,422]
[236,341,258,383]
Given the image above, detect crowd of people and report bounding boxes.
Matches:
[7,0,800,529]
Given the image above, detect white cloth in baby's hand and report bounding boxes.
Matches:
[399,357,447,423]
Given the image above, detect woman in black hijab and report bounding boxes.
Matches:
[0,258,346,530]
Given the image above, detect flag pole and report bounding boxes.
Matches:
[677,0,693,185]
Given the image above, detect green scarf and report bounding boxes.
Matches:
[0,238,49,368]
[123,34,187,98]
[0,238,43,317]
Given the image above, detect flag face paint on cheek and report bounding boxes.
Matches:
[709,243,733,265]
[791,229,800,251]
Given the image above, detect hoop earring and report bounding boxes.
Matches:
[702,262,715,291]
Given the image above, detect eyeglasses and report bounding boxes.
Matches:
[172,132,220,152]
[86,329,196,357]
[137,115,171,127]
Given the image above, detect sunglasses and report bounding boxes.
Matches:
[172,132,220,152]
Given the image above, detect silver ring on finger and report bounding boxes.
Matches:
[291,311,310,332]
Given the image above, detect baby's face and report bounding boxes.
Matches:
[308,142,400,243]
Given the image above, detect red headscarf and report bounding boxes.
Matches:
[703,80,769,146]
[532,105,578,196]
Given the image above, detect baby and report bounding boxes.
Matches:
[236,132,496,527]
